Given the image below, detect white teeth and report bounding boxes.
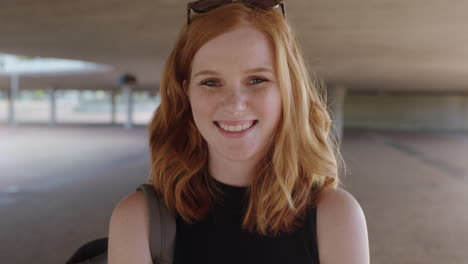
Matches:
[218,121,254,132]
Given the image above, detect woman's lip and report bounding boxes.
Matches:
[214,121,257,138]
[213,120,257,126]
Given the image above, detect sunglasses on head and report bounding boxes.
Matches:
[187,0,286,25]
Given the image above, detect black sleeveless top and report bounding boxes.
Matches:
[173,178,320,264]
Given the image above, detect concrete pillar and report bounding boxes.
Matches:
[328,85,347,144]
[8,74,19,127]
[110,90,117,124]
[121,85,133,129]
[4,89,10,122]
[119,73,137,129]
[48,86,57,127]
[78,90,84,104]
[463,96,468,131]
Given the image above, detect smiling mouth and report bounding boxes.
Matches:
[213,120,258,132]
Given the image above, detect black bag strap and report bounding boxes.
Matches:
[136,184,176,264]
[66,238,108,263]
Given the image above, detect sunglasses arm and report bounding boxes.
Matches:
[280,2,286,19]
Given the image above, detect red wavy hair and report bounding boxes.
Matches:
[148,3,342,236]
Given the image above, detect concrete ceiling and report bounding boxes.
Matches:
[0,0,467,92]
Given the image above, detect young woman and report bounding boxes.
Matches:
[108,1,369,263]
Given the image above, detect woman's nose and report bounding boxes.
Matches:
[223,87,247,115]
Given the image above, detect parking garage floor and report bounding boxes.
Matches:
[0,125,467,263]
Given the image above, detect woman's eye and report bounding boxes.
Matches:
[250,77,267,85]
[201,80,220,87]
[200,78,267,87]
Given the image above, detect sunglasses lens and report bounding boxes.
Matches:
[190,0,229,13]
[243,0,279,9]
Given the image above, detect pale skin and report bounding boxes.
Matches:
[108,26,369,263]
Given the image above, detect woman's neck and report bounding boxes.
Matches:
[208,152,259,187]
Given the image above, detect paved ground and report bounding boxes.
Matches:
[342,130,468,264]
[0,125,467,263]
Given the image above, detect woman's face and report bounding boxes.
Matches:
[187,25,282,162]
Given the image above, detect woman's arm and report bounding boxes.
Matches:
[108,191,153,264]
[317,188,370,264]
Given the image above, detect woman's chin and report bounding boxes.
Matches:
[215,148,260,162]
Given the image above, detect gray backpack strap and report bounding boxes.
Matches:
[136,184,176,264]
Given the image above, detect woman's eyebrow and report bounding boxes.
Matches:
[193,70,219,79]
[193,67,273,79]
[244,67,273,74]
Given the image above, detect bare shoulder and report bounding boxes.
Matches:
[316,187,370,264]
[108,191,152,264]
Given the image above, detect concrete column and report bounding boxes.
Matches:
[48,86,57,126]
[122,85,133,129]
[110,90,117,124]
[4,89,10,123]
[328,85,347,144]
[8,74,19,127]
[119,73,137,129]
[461,95,468,132]
[78,90,84,104]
